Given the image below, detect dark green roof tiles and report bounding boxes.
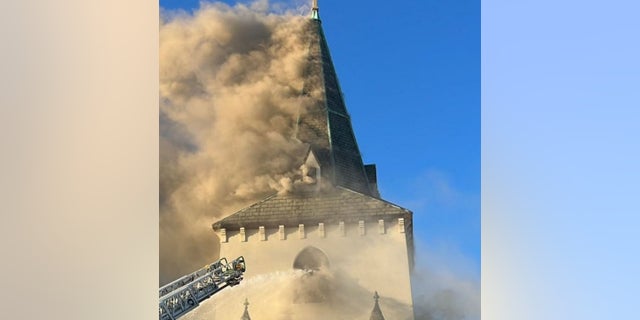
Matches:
[297,19,373,196]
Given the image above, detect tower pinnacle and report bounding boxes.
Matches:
[240,298,251,320]
[369,291,386,320]
[311,0,320,20]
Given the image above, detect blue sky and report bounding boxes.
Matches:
[160,0,480,274]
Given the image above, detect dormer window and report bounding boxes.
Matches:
[304,149,322,187]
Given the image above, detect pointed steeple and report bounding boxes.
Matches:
[369,291,386,320]
[240,298,251,320]
[297,6,375,196]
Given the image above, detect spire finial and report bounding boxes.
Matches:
[374,291,380,302]
[244,298,249,308]
[310,0,320,20]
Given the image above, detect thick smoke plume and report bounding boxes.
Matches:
[160,1,315,283]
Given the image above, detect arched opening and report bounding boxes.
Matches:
[293,246,330,271]
[292,246,332,303]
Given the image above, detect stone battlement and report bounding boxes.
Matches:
[217,218,406,243]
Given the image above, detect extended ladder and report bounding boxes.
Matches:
[159,256,246,320]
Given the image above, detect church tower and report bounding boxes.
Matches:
[212,2,415,319]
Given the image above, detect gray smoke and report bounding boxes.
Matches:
[182,268,414,320]
[412,244,480,320]
[160,1,316,283]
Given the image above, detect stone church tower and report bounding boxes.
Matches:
[213,2,415,319]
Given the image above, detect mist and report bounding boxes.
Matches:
[412,243,480,320]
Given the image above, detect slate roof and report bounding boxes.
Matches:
[296,17,374,196]
[212,187,411,231]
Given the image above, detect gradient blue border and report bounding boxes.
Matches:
[483,0,640,318]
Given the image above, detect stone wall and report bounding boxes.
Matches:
[215,218,414,320]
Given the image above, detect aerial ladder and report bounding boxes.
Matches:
[159,256,246,320]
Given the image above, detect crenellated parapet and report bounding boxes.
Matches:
[212,186,414,271]
[216,218,407,243]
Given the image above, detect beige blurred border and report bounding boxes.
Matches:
[0,1,158,319]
